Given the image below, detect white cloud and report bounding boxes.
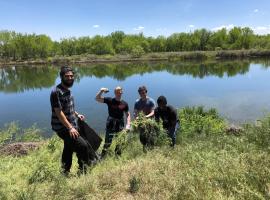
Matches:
[212,24,270,35]
[252,26,270,35]
[254,9,259,13]
[93,25,100,28]
[133,26,144,31]
[188,24,195,28]
[212,24,234,31]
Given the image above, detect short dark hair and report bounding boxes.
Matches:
[138,86,147,93]
[157,95,167,105]
[60,66,74,78]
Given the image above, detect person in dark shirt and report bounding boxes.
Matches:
[154,96,179,147]
[95,86,131,157]
[50,66,91,175]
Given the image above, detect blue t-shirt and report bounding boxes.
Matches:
[134,97,156,115]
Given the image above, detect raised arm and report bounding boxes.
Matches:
[95,87,108,103]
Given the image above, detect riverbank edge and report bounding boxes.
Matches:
[1,49,270,66]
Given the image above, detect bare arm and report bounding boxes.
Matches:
[133,109,138,119]
[95,88,108,103]
[125,111,131,127]
[145,109,155,118]
[54,108,79,139]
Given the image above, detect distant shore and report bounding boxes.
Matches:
[1,49,270,66]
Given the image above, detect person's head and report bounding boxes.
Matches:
[114,86,123,99]
[138,86,147,99]
[157,95,167,110]
[60,66,74,88]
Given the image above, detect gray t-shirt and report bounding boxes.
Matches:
[134,97,156,116]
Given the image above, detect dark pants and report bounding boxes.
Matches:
[166,122,179,147]
[57,130,91,173]
[101,116,124,157]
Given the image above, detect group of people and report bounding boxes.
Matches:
[50,66,179,174]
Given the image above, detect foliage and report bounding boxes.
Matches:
[107,130,130,156]
[179,106,226,139]
[132,113,170,148]
[2,27,270,61]
[15,124,44,142]
[131,45,145,58]
[0,122,43,145]
[129,176,141,193]
[0,109,270,199]
[0,122,19,145]
[244,115,270,150]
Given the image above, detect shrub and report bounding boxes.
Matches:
[129,176,141,193]
[179,106,226,139]
[131,45,145,58]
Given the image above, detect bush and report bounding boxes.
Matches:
[179,106,226,139]
[244,115,270,150]
[129,176,141,193]
[131,45,145,58]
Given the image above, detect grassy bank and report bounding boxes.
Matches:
[0,107,269,199]
[1,49,270,66]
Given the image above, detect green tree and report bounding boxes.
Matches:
[111,31,125,53]
[209,28,228,50]
[90,35,114,55]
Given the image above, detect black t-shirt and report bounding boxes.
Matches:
[104,97,129,119]
[154,105,178,129]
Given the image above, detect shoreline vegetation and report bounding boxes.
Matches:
[2,27,270,66]
[0,107,269,199]
[1,49,270,66]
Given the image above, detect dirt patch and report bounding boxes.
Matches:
[0,142,43,156]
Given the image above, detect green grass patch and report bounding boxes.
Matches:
[0,107,269,199]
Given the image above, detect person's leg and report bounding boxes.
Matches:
[101,129,114,157]
[56,131,74,174]
[167,128,176,147]
[167,122,180,147]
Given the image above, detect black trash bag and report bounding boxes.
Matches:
[77,119,102,152]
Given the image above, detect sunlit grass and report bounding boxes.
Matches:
[0,107,269,199]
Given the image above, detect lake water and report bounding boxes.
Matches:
[1,59,270,137]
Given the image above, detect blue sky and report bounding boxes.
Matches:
[1,0,270,40]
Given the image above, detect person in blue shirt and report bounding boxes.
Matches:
[134,86,156,119]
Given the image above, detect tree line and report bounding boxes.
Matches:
[1,27,270,60]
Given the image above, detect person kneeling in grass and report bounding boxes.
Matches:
[154,96,179,147]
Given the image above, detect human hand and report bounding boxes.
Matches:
[69,127,79,139]
[125,124,131,130]
[77,114,85,121]
[100,87,109,93]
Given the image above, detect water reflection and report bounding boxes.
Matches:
[1,59,270,136]
[1,59,268,93]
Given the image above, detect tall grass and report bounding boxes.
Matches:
[0,107,269,199]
